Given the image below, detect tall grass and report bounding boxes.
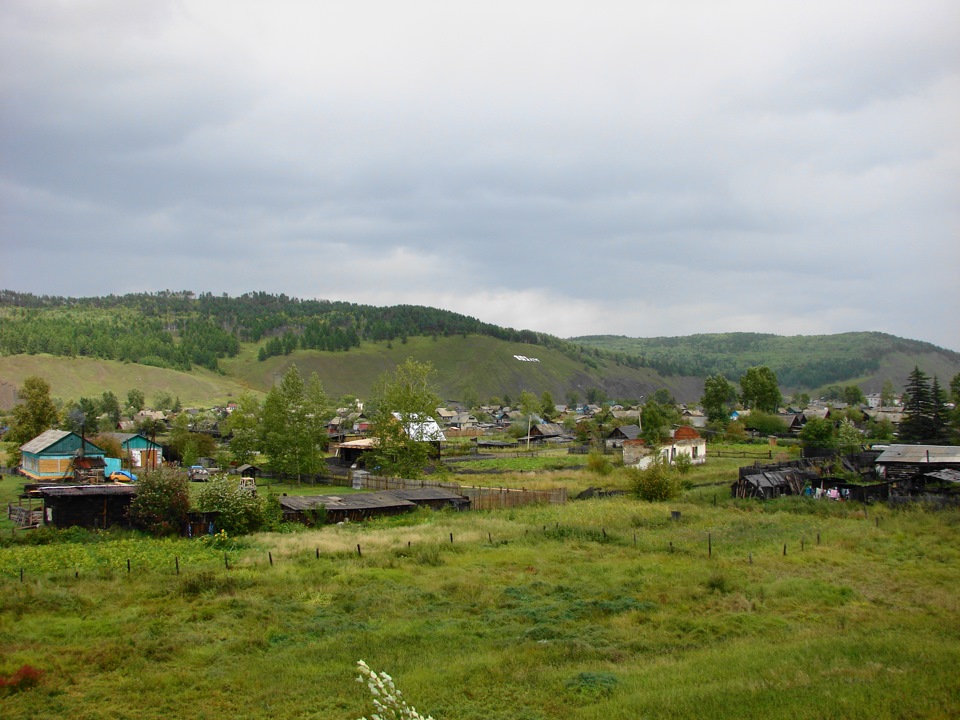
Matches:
[1,498,958,719]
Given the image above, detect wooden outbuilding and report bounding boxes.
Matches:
[278,492,417,524]
[28,484,137,529]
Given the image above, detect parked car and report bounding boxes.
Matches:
[188,465,210,481]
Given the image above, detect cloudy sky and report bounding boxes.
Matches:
[2,1,958,350]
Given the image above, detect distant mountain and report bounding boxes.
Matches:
[570,332,960,394]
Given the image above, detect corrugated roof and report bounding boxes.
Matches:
[875,445,960,464]
[37,485,137,497]
[20,429,72,454]
[278,492,417,512]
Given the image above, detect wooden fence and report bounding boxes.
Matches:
[8,503,42,529]
[359,475,567,510]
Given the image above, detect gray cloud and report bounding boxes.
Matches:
[1,0,958,350]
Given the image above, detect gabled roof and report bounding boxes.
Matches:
[608,424,641,440]
[392,413,446,442]
[20,429,106,455]
[531,423,564,437]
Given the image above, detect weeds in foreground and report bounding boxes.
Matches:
[356,660,434,720]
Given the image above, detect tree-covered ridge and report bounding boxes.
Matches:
[573,331,960,388]
[0,290,618,372]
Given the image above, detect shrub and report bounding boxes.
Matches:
[195,475,267,536]
[587,449,613,476]
[128,467,190,536]
[673,453,693,475]
[627,457,681,502]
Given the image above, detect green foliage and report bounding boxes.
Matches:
[260,366,329,480]
[701,373,736,424]
[586,449,613,476]
[799,417,836,450]
[126,388,146,413]
[640,401,674,444]
[743,411,788,436]
[836,420,864,454]
[225,392,261,465]
[739,365,782,413]
[127,467,190,536]
[168,413,217,467]
[368,359,442,480]
[627,457,682,501]
[195,475,267,536]
[899,366,951,444]
[673,453,693,475]
[7,376,59,451]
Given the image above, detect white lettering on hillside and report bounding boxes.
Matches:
[513,355,540,362]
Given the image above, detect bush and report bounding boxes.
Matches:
[196,475,267,536]
[587,449,613,476]
[673,453,693,475]
[627,457,682,502]
[0,665,44,695]
[128,467,190,536]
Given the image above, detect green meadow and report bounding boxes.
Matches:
[2,456,959,719]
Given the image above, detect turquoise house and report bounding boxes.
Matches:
[19,430,107,481]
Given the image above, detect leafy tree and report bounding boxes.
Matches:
[791,392,811,409]
[836,420,863,454]
[650,388,675,406]
[225,392,261,465]
[725,420,747,442]
[842,385,865,406]
[195,475,266,535]
[540,391,557,421]
[154,391,174,412]
[91,433,123,461]
[368,359,441,480]
[880,380,897,408]
[126,388,145,414]
[566,390,579,408]
[260,366,330,482]
[8,377,60,460]
[640,401,673,445]
[99,391,122,427]
[169,413,216,467]
[518,390,540,449]
[868,417,895,443]
[739,366,782,413]
[128,467,190,536]
[799,417,836,450]
[701,374,736,424]
[743,411,787,436]
[586,449,613,476]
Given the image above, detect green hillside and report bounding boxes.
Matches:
[0,354,257,409]
[2,291,958,408]
[222,335,701,404]
[572,332,960,393]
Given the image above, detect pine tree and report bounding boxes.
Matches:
[929,376,951,445]
[899,367,934,443]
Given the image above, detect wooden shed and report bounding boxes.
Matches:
[278,492,417,524]
[731,469,809,499]
[30,484,137,529]
[385,488,471,511]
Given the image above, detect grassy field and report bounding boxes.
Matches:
[1,450,958,719]
[0,354,258,407]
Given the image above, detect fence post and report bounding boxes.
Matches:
[127,558,131,574]
[224,553,229,570]
[708,533,712,558]
[175,556,180,575]
[269,552,273,566]
[356,544,362,558]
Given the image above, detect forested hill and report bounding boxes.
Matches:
[0,290,617,372]
[572,332,960,391]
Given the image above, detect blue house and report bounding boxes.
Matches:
[19,430,108,482]
[102,432,164,471]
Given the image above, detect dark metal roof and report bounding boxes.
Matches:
[925,469,960,484]
[278,492,416,512]
[386,488,468,503]
[35,485,137,497]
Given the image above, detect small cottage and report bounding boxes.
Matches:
[19,430,108,482]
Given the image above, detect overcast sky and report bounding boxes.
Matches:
[2,1,958,350]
